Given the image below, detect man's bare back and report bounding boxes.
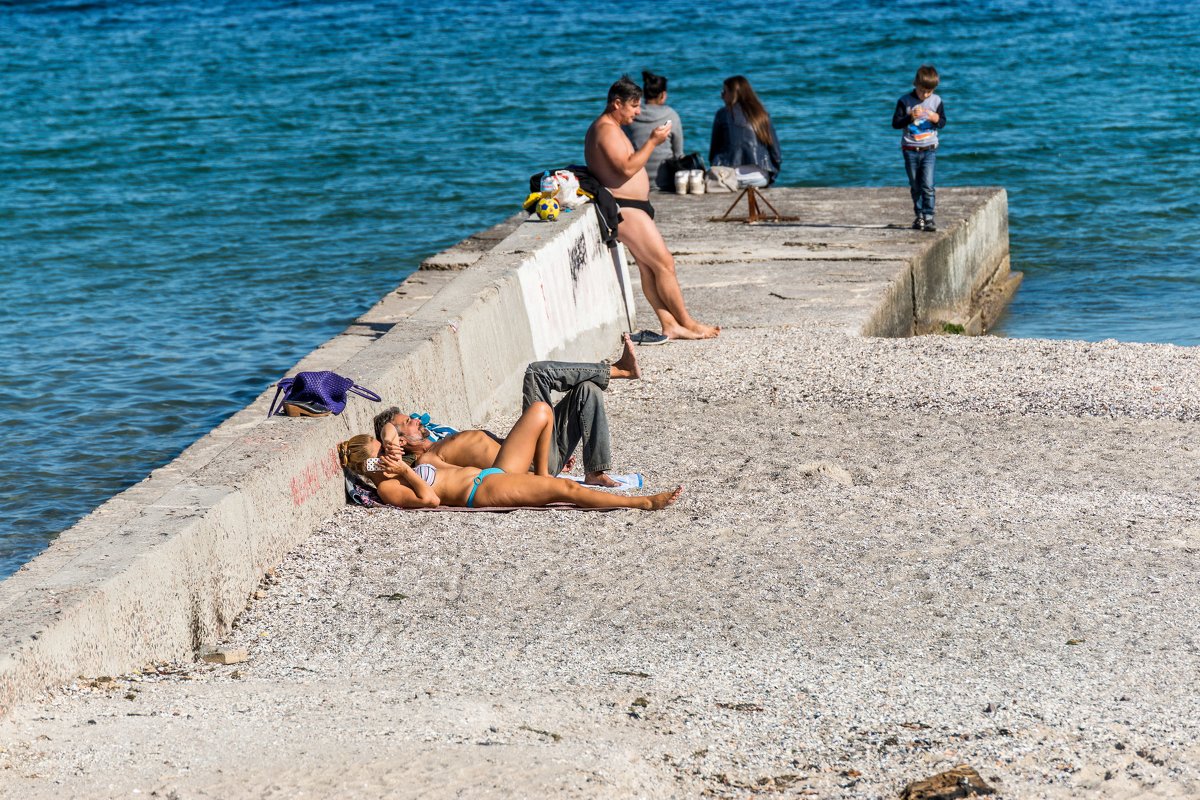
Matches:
[585,79,719,340]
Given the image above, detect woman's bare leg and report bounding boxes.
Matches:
[475,473,682,510]
[561,482,682,510]
[492,402,554,475]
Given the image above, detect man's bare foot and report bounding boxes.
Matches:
[663,323,720,340]
[561,454,576,473]
[609,333,641,380]
[583,471,621,487]
[646,485,683,510]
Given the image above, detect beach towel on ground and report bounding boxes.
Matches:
[560,472,644,490]
[345,468,629,512]
[383,504,627,513]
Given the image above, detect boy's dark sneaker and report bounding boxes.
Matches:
[912,217,925,230]
[923,218,937,232]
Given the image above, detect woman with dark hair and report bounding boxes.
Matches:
[621,70,684,191]
[709,75,782,186]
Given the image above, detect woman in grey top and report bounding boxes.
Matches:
[622,71,684,192]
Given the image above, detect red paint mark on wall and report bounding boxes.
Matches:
[290,449,343,506]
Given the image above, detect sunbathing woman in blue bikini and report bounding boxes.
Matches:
[338,401,681,510]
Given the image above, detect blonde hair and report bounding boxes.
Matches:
[723,75,774,148]
[337,434,375,474]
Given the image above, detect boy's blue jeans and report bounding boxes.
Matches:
[903,148,937,220]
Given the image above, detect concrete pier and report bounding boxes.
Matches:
[2,188,1198,798]
[0,206,632,718]
[651,187,1019,337]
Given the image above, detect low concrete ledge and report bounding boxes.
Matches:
[912,188,1009,319]
[648,187,1014,339]
[419,215,525,271]
[0,207,633,715]
[862,188,1015,337]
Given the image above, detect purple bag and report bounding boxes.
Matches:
[267,371,381,417]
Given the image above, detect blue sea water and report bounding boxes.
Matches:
[1,0,1198,576]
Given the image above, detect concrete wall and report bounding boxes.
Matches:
[912,188,1010,323]
[0,207,634,716]
[861,188,1010,337]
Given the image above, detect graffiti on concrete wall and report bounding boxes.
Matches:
[568,232,587,288]
[290,449,342,506]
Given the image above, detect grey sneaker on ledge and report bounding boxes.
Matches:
[912,217,925,230]
[923,218,937,232]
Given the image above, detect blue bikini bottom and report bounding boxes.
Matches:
[466,467,504,507]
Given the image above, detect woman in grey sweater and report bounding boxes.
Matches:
[622,71,684,192]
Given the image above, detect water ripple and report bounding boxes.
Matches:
[1,0,1198,575]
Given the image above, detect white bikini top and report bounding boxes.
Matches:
[413,463,437,486]
[363,458,436,487]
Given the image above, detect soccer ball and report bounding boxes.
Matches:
[536,197,561,222]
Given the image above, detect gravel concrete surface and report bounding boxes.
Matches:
[1,194,1197,799]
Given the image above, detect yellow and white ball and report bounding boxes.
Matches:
[536,197,561,221]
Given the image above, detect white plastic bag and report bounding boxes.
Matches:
[553,169,586,208]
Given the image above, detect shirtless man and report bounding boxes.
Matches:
[376,334,643,487]
[585,75,719,341]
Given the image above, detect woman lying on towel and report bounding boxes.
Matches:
[338,401,681,511]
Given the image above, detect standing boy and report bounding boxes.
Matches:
[892,65,946,231]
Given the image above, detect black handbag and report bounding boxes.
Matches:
[664,152,706,174]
